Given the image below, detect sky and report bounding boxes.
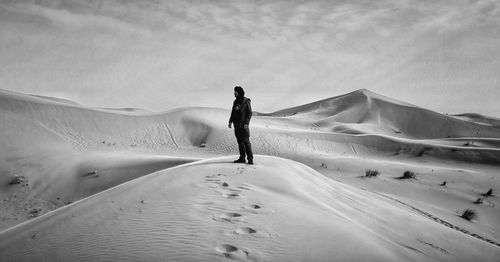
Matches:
[1,0,499,116]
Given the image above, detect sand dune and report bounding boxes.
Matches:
[1,156,498,262]
[0,88,499,261]
[268,89,500,139]
[99,107,154,114]
[452,113,500,127]
[2,88,499,158]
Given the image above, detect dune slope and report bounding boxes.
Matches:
[1,156,498,262]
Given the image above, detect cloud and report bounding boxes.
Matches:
[0,0,499,116]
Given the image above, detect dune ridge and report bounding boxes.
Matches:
[1,88,499,163]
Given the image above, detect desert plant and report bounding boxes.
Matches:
[474,198,483,204]
[460,209,477,221]
[83,171,98,177]
[365,169,380,177]
[482,188,493,197]
[400,171,416,179]
[29,208,42,218]
[8,175,26,185]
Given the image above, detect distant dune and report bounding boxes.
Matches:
[99,107,154,114]
[0,88,499,261]
[452,113,500,127]
[31,95,82,106]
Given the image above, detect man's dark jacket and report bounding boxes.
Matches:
[229,97,252,126]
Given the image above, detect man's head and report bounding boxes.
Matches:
[234,86,244,98]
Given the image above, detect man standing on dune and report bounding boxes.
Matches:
[228,86,254,165]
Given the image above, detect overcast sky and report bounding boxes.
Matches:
[1,0,499,116]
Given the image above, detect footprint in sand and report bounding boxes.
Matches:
[223,227,264,238]
[222,192,242,199]
[235,227,257,235]
[214,212,245,223]
[218,186,243,198]
[246,204,261,210]
[242,204,274,214]
[232,227,273,238]
[215,244,249,259]
[215,244,262,261]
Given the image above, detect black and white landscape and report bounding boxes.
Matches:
[1,1,499,261]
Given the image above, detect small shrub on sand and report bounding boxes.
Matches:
[460,209,477,221]
[482,188,493,197]
[400,171,416,179]
[474,198,483,204]
[365,169,380,177]
[83,171,98,178]
[29,208,42,218]
[8,175,26,185]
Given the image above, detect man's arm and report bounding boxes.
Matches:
[228,101,235,128]
[244,99,252,126]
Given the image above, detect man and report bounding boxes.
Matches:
[228,86,254,165]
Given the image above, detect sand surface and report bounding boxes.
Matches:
[1,88,499,261]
